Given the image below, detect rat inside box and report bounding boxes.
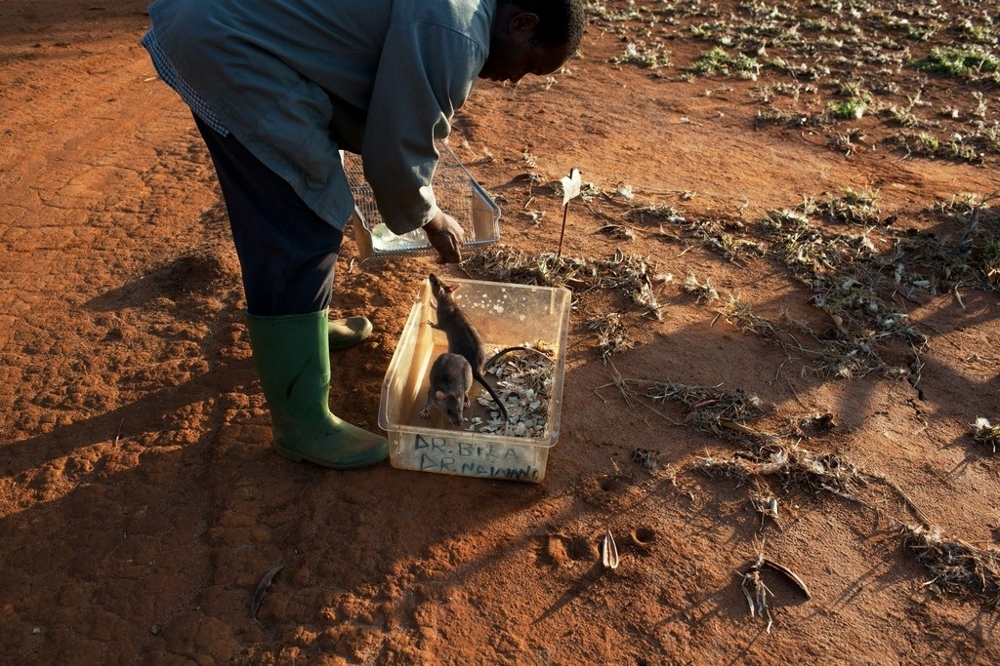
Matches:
[378,276,571,483]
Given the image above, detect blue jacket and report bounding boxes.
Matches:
[145,0,495,234]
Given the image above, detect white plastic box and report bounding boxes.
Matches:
[379,276,571,482]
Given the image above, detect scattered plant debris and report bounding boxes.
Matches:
[650,215,764,265]
[462,244,665,319]
[740,557,774,632]
[903,525,1000,608]
[601,364,1000,610]
[588,0,1000,161]
[611,41,671,70]
[631,447,661,472]
[631,379,768,436]
[587,313,633,360]
[739,551,812,633]
[681,273,720,304]
[814,188,882,226]
[597,223,635,241]
[970,417,1000,453]
[696,441,868,498]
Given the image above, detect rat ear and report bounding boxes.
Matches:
[435,390,448,401]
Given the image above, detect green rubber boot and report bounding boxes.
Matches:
[245,310,388,469]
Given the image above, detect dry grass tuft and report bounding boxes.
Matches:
[902,525,1000,609]
[608,370,1000,607]
[681,273,720,304]
[463,245,668,358]
[970,417,1000,453]
[586,313,633,361]
[754,203,933,378]
[462,243,665,320]
[813,188,882,226]
[637,379,767,435]
[695,441,867,497]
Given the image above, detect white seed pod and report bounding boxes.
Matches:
[601,531,620,570]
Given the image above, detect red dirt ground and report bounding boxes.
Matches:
[2,1,999,664]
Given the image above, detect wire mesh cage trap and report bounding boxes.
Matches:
[344,142,501,259]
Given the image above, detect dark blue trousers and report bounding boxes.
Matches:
[194,115,343,317]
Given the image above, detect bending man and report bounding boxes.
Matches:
[141,0,586,469]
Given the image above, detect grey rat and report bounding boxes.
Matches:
[427,273,550,424]
[419,352,473,427]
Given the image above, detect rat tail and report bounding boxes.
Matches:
[473,369,509,423]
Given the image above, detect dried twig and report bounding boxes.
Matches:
[740,554,775,633]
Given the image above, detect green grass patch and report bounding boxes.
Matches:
[693,46,760,79]
[910,46,999,77]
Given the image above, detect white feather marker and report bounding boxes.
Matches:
[557,168,582,258]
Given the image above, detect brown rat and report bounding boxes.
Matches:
[427,273,513,423]
[426,274,554,424]
[419,352,473,427]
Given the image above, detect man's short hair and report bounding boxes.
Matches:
[507,0,586,51]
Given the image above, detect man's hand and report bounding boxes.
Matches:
[422,210,466,264]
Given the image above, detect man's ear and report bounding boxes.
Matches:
[508,12,540,36]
